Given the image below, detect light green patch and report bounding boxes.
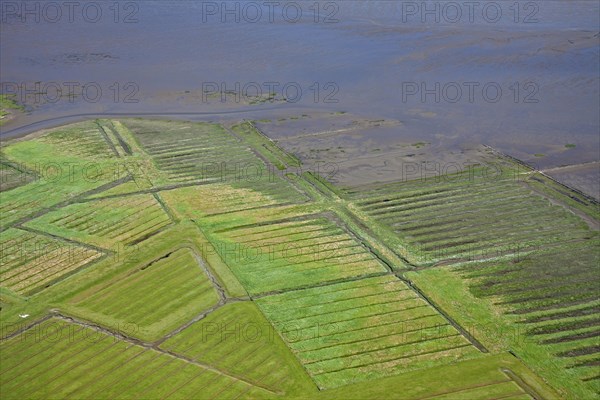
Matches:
[0,95,24,126]
[161,302,314,395]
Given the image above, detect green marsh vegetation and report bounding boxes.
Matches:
[0,119,597,399]
[0,95,24,126]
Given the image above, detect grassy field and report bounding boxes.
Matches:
[160,181,306,218]
[321,352,559,400]
[457,240,600,395]
[0,157,35,192]
[406,258,600,400]
[24,193,173,249]
[0,228,103,295]
[0,118,596,399]
[337,157,599,397]
[0,318,272,400]
[342,163,595,266]
[0,121,124,230]
[160,302,314,395]
[206,212,389,294]
[66,247,220,341]
[257,275,482,389]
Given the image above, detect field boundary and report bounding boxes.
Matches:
[11,312,281,394]
[397,273,489,353]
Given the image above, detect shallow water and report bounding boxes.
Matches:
[1,1,598,172]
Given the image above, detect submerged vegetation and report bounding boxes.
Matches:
[0,118,597,399]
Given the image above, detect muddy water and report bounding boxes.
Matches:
[1,1,598,191]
